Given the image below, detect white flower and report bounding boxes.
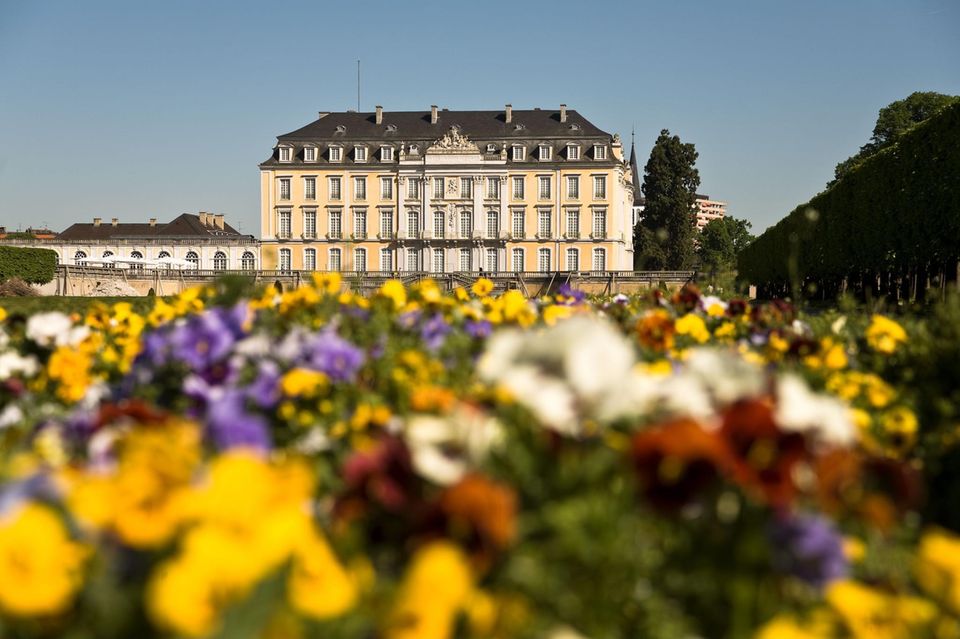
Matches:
[25,312,89,348]
[683,348,766,405]
[775,374,855,448]
[831,316,848,335]
[561,317,635,405]
[295,427,333,454]
[0,352,39,380]
[0,405,23,429]
[405,408,503,485]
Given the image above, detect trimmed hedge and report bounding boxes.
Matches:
[0,246,59,285]
[738,102,960,300]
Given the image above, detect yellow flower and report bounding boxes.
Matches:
[385,542,474,639]
[822,339,849,370]
[880,406,918,453]
[453,287,470,302]
[471,278,494,297]
[638,360,673,376]
[705,302,726,318]
[755,610,836,638]
[47,346,95,403]
[843,537,867,563]
[312,271,342,295]
[0,307,6,323]
[916,528,960,614]
[543,304,573,326]
[866,315,907,354]
[379,280,408,310]
[0,503,87,617]
[147,555,220,637]
[714,321,737,340]
[675,313,710,344]
[827,580,936,639]
[280,368,328,398]
[287,531,359,620]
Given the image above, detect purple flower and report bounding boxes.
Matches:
[247,361,281,408]
[303,329,365,382]
[140,303,249,372]
[397,309,422,329]
[420,314,451,351]
[557,284,586,304]
[206,389,271,451]
[464,319,492,339]
[769,512,848,589]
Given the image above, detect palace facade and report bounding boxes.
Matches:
[258,106,635,272]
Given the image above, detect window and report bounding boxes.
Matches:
[304,147,316,162]
[303,248,316,271]
[102,250,114,259]
[74,250,87,264]
[406,249,420,271]
[380,209,394,238]
[380,248,393,271]
[537,209,552,238]
[538,176,551,199]
[565,248,579,271]
[567,144,580,160]
[538,248,551,272]
[566,209,580,238]
[460,210,472,238]
[459,248,472,272]
[278,210,292,239]
[185,251,199,269]
[592,208,607,238]
[512,209,525,238]
[538,145,551,161]
[461,177,472,198]
[433,177,444,199]
[241,251,256,270]
[593,176,607,199]
[433,210,445,238]
[278,178,291,200]
[407,210,420,238]
[381,177,393,199]
[212,251,227,271]
[128,251,142,268]
[485,248,498,273]
[279,147,291,162]
[279,249,292,272]
[353,209,367,239]
[354,248,367,271]
[486,210,499,238]
[511,146,525,161]
[303,210,317,239]
[432,248,445,273]
[592,248,606,272]
[304,177,316,200]
[594,145,607,160]
[354,146,368,162]
[511,248,524,272]
[329,248,341,271]
[157,251,170,259]
[511,176,524,199]
[354,176,366,200]
[566,176,579,199]
[486,177,500,199]
[329,146,342,162]
[380,146,393,162]
[329,176,342,200]
[329,210,342,239]
[407,178,421,199]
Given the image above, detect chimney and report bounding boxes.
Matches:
[111,218,118,226]
[505,104,512,124]
[560,104,567,123]
[149,218,157,227]
[318,111,330,119]
[214,214,225,230]
[375,105,383,125]
[430,105,438,124]
[93,217,101,227]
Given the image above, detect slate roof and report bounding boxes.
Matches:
[58,214,245,241]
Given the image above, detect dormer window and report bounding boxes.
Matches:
[511,145,525,161]
[514,123,526,131]
[278,147,292,162]
[409,144,419,154]
[538,145,551,161]
[594,145,607,160]
[355,146,368,162]
[329,146,342,162]
[567,144,580,160]
[380,145,394,162]
[303,147,316,162]
[386,124,398,132]
[486,143,497,153]
[335,125,347,134]
[569,123,581,131]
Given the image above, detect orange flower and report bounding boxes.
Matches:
[410,386,456,413]
[635,310,676,352]
[440,474,517,555]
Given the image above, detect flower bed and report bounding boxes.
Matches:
[0,278,958,638]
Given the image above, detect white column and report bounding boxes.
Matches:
[397,176,406,236]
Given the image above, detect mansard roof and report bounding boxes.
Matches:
[58,213,244,241]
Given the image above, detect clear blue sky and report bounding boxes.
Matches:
[1,0,957,235]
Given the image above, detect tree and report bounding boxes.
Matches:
[634,129,700,270]
[697,216,755,273]
[833,91,959,184]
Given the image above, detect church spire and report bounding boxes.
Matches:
[629,126,642,204]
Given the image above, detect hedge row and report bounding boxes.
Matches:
[0,246,59,285]
[738,102,960,300]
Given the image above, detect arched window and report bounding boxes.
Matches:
[185,251,200,269]
[303,248,316,271]
[486,211,499,238]
[130,250,144,270]
[241,251,256,270]
[102,250,114,258]
[279,248,292,272]
[157,251,171,259]
[74,250,87,264]
[213,251,227,271]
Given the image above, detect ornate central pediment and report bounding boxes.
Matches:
[427,126,480,154]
